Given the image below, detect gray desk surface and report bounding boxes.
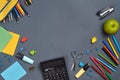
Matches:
[0,0,120,80]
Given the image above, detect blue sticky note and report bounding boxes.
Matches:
[1,61,27,80]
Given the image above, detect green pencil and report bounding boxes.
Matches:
[97,53,117,67]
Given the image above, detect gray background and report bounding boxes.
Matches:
[0,0,120,80]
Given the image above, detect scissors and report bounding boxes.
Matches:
[71,50,81,71]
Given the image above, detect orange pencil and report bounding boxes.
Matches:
[103,45,119,65]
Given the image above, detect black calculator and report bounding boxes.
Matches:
[40,57,69,80]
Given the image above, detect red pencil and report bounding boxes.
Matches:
[91,65,108,80]
[103,45,119,65]
[93,57,112,74]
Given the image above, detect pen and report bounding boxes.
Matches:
[91,65,108,80]
[97,57,116,72]
[103,45,119,65]
[93,57,112,74]
[112,35,120,53]
[102,40,116,58]
[90,56,105,75]
[97,53,117,67]
[16,52,34,64]
[107,37,119,59]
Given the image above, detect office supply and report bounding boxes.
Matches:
[91,65,108,80]
[75,63,90,79]
[102,40,116,58]
[103,45,119,65]
[19,2,30,16]
[40,57,69,80]
[96,6,114,20]
[16,52,34,64]
[12,8,19,23]
[100,65,113,80]
[97,58,116,72]
[71,50,77,71]
[112,35,120,53]
[0,0,18,21]
[1,61,26,80]
[90,56,105,75]
[0,26,12,52]
[24,0,32,6]
[107,37,119,59]
[2,31,20,56]
[95,58,112,74]
[16,3,25,16]
[97,53,117,67]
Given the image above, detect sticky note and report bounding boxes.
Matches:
[1,61,27,80]
[0,26,12,52]
[2,31,20,56]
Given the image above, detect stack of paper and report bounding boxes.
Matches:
[0,26,20,56]
[1,61,27,80]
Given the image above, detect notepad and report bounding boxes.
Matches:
[1,61,27,80]
[0,26,12,52]
[2,31,20,56]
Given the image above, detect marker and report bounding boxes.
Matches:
[97,58,116,72]
[107,37,119,59]
[90,56,105,75]
[97,53,117,67]
[102,40,116,58]
[91,65,108,80]
[16,52,34,64]
[112,35,120,53]
[103,45,119,65]
[93,57,112,74]
[75,63,90,79]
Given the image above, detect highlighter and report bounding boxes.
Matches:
[16,52,34,64]
[75,63,90,79]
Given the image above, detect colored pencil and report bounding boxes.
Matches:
[90,56,105,75]
[93,57,112,74]
[102,40,116,58]
[12,9,19,23]
[97,53,117,67]
[19,2,30,16]
[112,35,120,53]
[91,65,108,80]
[97,58,116,72]
[103,45,119,65]
[16,3,25,16]
[107,37,119,59]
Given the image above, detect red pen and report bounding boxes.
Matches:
[91,65,108,80]
[90,56,105,75]
[93,57,112,74]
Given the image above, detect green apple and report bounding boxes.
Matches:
[103,18,120,35]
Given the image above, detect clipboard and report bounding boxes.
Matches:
[0,0,18,21]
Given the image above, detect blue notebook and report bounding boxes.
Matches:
[1,61,27,80]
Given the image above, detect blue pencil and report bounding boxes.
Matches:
[97,57,116,72]
[102,40,116,58]
[14,7,20,18]
[112,35,120,53]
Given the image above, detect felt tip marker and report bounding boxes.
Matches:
[16,52,34,64]
[75,63,90,79]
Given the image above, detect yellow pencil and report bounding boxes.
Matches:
[16,3,25,16]
[107,37,119,59]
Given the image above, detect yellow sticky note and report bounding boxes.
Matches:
[2,31,20,56]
